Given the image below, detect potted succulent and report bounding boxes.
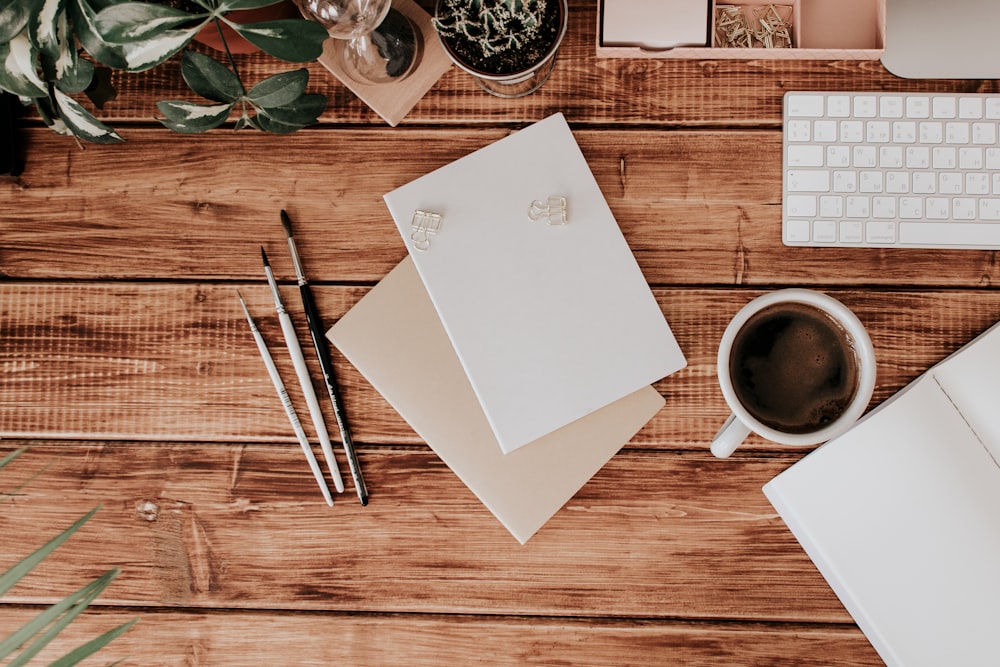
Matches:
[433,0,568,98]
[0,0,330,143]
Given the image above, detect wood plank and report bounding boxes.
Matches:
[1,442,846,623]
[78,1,997,128]
[0,609,882,666]
[8,127,1000,286]
[3,284,999,445]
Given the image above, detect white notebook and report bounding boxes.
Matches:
[383,113,685,454]
[763,319,1000,667]
[328,258,665,543]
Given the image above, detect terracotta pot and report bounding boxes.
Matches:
[193,1,300,54]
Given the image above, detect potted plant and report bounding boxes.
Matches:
[433,0,568,98]
[0,0,330,143]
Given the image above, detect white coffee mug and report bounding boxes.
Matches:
[711,289,876,459]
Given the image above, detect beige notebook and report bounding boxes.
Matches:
[328,258,665,543]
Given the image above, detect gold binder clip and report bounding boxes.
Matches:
[410,210,443,251]
[528,196,568,225]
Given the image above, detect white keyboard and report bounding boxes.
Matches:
[782,91,1000,249]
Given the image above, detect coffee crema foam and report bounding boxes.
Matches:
[729,302,860,434]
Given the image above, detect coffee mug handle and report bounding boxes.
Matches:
[710,413,751,459]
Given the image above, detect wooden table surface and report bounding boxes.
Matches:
[4,2,1000,664]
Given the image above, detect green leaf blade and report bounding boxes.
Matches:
[180,49,242,103]
[94,2,203,43]
[68,0,128,69]
[0,506,101,599]
[0,0,36,43]
[0,33,48,98]
[258,92,325,126]
[156,99,233,132]
[246,68,307,107]
[52,88,123,143]
[230,18,328,62]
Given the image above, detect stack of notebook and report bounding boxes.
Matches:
[328,114,686,542]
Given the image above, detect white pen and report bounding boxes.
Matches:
[261,247,346,494]
[237,291,333,506]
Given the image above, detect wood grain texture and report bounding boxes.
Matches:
[0,442,847,622]
[8,127,1000,287]
[4,284,1000,445]
[0,609,882,666]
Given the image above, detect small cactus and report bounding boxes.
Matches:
[435,0,553,58]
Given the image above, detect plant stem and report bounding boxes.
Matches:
[213,18,247,96]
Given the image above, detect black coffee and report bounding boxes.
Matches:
[729,302,860,434]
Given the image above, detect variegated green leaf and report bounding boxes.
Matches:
[32,0,66,61]
[118,25,201,71]
[257,91,325,126]
[246,68,307,107]
[156,99,232,132]
[94,1,205,43]
[181,49,242,103]
[68,0,128,69]
[0,0,37,43]
[0,33,47,98]
[230,18,328,62]
[52,88,123,142]
[55,57,93,94]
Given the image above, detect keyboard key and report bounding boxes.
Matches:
[786,94,824,117]
[939,172,962,194]
[899,197,923,218]
[906,147,930,169]
[966,173,989,194]
[787,170,830,192]
[787,145,824,167]
[840,121,864,142]
[880,96,904,118]
[960,147,983,169]
[785,219,811,243]
[925,197,949,219]
[854,96,877,118]
[872,196,896,217]
[819,195,843,217]
[920,121,943,143]
[900,221,1000,246]
[814,120,837,142]
[860,171,883,192]
[892,121,916,143]
[880,146,903,168]
[833,171,857,192]
[933,96,957,118]
[853,146,877,167]
[932,147,956,169]
[866,221,896,243]
[813,220,837,242]
[946,122,970,144]
[840,220,864,243]
[906,96,930,118]
[846,196,870,217]
[867,121,891,142]
[973,122,997,144]
[953,198,977,219]
[988,98,1000,119]
[980,199,1000,219]
[786,120,811,142]
[827,146,851,167]
[827,95,851,117]
[912,172,936,193]
[786,195,818,216]
[886,171,909,193]
[960,97,984,119]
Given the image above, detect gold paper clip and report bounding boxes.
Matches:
[410,210,443,251]
[528,196,568,225]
